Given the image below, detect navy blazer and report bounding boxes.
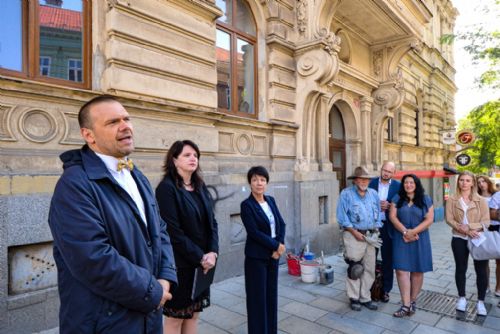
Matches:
[369,177,401,233]
[48,145,177,334]
[240,194,286,260]
[155,177,219,269]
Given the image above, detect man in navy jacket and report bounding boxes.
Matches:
[369,162,400,302]
[48,95,177,333]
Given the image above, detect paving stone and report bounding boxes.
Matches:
[483,313,500,330]
[278,285,318,303]
[343,307,418,333]
[211,287,246,308]
[278,314,332,334]
[280,301,328,321]
[212,281,247,298]
[315,312,385,334]
[435,316,500,334]
[411,324,454,333]
[198,320,229,334]
[199,305,246,330]
[309,296,352,315]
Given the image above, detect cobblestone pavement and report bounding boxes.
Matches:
[199,221,500,334]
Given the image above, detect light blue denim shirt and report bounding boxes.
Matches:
[336,185,382,230]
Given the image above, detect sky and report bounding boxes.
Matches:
[451,0,499,122]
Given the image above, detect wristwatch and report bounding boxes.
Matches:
[403,230,408,236]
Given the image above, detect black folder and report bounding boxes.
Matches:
[191,267,215,300]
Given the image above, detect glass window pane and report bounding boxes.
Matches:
[216,0,232,25]
[332,151,342,168]
[0,0,23,71]
[216,29,231,110]
[236,38,254,114]
[39,0,83,82]
[235,0,256,36]
[329,106,345,140]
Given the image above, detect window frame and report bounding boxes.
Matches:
[39,56,51,76]
[0,0,92,89]
[216,0,258,118]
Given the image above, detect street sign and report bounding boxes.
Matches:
[442,131,455,145]
[456,130,475,145]
[456,154,471,166]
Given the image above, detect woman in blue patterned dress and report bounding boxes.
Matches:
[389,174,434,317]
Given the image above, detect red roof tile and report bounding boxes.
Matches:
[39,5,81,32]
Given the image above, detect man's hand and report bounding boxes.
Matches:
[350,229,365,242]
[201,252,217,274]
[380,200,390,211]
[157,279,172,308]
[277,243,286,256]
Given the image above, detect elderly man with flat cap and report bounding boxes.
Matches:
[337,166,382,311]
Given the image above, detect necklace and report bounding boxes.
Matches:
[183,181,192,187]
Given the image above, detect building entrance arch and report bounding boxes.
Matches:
[329,104,346,189]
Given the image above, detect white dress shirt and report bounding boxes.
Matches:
[378,178,391,221]
[95,153,147,226]
[260,201,276,238]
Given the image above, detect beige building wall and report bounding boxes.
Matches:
[0,0,457,332]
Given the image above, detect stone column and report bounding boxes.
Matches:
[360,96,373,168]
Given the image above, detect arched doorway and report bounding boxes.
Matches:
[329,105,346,189]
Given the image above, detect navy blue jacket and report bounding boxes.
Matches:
[155,177,219,269]
[369,177,401,235]
[48,145,177,334]
[240,195,286,259]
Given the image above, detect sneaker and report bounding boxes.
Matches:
[361,301,378,310]
[456,297,467,311]
[477,301,487,316]
[350,300,361,311]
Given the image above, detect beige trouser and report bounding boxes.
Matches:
[343,231,376,303]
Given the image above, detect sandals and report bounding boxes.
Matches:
[410,301,417,315]
[393,305,411,318]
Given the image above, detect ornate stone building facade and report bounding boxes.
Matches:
[0,0,456,331]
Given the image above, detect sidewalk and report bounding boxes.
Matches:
[199,221,500,334]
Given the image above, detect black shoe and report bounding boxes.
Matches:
[381,292,390,303]
[361,301,378,310]
[350,300,362,311]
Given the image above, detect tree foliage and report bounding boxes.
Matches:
[456,100,500,173]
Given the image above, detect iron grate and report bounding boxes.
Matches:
[417,290,492,325]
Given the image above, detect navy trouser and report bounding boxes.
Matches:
[245,257,279,334]
[380,222,394,293]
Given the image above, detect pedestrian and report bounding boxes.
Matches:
[445,171,490,316]
[477,175,499,296]
[155,140,219,334]
[48,95,177,333]
[240,166,286,334]
[488,189,500,307]
[389,174,434,317]
[337,166,382,311]
[369,161,401,302]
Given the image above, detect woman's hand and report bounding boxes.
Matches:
[201,252,217,274]
[456,223,469,236]
[271,251,280,259]
[403,229,419,243]
[468,230,481,239]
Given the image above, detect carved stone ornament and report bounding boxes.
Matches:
[236,134,253,155]
[297,0,307,34]
[373,50,383,77]
[317,28,341,55]
[297,55,319,77]
[19,109,57,143]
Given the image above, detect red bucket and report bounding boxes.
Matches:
[287,254,301,276]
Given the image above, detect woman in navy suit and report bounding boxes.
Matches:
[241,166,286,334]
[155,140,219,334]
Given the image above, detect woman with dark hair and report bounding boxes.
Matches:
[241,166,286,334]
[446,171,490,316]
[389,174,434,317]
[155,140,219,334]
[477,175,500,296]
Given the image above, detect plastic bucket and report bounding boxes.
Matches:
[303,252,315,261]
[300,260,320,283]
[287,254,301,276]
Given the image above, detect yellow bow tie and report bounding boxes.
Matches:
[117,159,134,172]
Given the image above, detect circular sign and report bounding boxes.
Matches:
[442,131,455,145]
[456,130,475,145]
[456,154,471,166]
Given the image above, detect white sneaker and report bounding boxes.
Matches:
[456,297,467,311]
[477,301,487,316]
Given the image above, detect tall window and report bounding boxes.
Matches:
[216,0,257,117]
[385,117,394,142]
[415,109,420,146]
[0,0,91,88]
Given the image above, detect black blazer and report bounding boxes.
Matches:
[240,194,286,260]
[156,177,219,269]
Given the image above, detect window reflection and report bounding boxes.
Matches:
[39,0,83,82]
[216,29,231,110]
[215,0,232,25]
[235,0,256,36]
[0,1,23,71]
[236,39,254,114]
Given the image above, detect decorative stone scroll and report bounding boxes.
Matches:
[0,104,16,141]
[297,0,307,34]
